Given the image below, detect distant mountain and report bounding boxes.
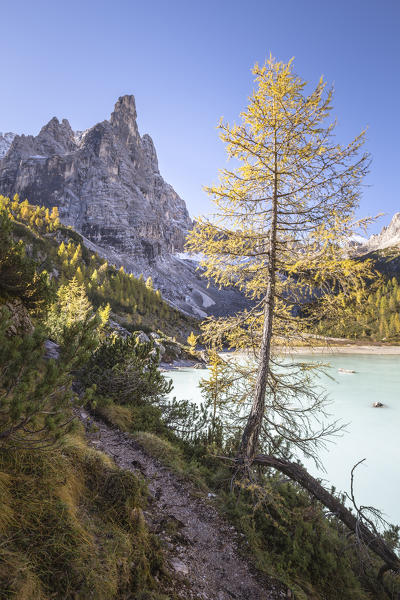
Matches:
[351,213,400,253]
[365,212,400,251]
[0,97,249,318]
[349,213,400,278]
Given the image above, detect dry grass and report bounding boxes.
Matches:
[0,427,167,599]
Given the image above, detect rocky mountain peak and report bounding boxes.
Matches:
[367,212,400,249]
[111,94,137,120]
[0,98,250,317]
[0,95,192,263]
[353,212,400,253]
[36,117,76,155]
[110,95,140,148]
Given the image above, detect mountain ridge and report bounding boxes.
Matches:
[351,212,400,252]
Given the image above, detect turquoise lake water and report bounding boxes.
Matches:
[166,354,400,526]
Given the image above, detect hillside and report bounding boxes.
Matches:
[362,245,400,279]
[306,216,400,342]
[0,193,196,341]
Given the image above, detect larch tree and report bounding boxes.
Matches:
[186,55,400,579]
[186,56,375,463]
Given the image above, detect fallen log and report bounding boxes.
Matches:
[252,453,400,575]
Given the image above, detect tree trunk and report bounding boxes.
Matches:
[239,133,279,461]
[252,453,400,574]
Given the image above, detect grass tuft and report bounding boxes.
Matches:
[0,432,167,599]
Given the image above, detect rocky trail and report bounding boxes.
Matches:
[80,413,287,600]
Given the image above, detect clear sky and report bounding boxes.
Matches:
[1,0,399,233]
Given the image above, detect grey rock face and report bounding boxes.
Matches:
[0,97,250,318]
[351,212,400,254]
[135,331,151,344]
[366,212,400,250]
[0,96,192,261]
[0,132,16,158]
[3,299,34,336]
[44,339,60,360]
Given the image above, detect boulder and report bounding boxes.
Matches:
[170,558,189,576]
[3,299,34,336]
[154,342,166,356]
[108,318,130,338]
[136,331,150,344]
[44,339,60,360]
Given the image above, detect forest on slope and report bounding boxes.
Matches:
[0,193,196,341]
[315,274,400,342]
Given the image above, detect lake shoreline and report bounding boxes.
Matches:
[276,345,400,355]
[160,345,400,371]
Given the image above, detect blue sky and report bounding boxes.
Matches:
[1,0,399,232]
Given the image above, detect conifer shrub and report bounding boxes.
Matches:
[0,310,76,448]
[217,479,400,600]
[84,334,172,407]
[0,208,51,313]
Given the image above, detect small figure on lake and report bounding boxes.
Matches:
[373,401,384,408]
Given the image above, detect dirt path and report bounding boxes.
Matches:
[81,413,287,600]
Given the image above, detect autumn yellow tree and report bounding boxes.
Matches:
[186,56,375,463]
[185,57,400,578]
[187,331,198,352]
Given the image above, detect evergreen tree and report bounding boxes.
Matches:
[70,243,82,266]
[58,241,66,258]
[187,331,198,352]
[90,268,99,285]
[0,210,51,314]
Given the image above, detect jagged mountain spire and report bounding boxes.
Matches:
[367,213,400,250]
[0,96,191,259]
[110,95,141,148]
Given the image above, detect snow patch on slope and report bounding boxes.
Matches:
[350,234,369,245]
[174,251,204,263]
[0,132,16,158]
[74,129,89,145]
